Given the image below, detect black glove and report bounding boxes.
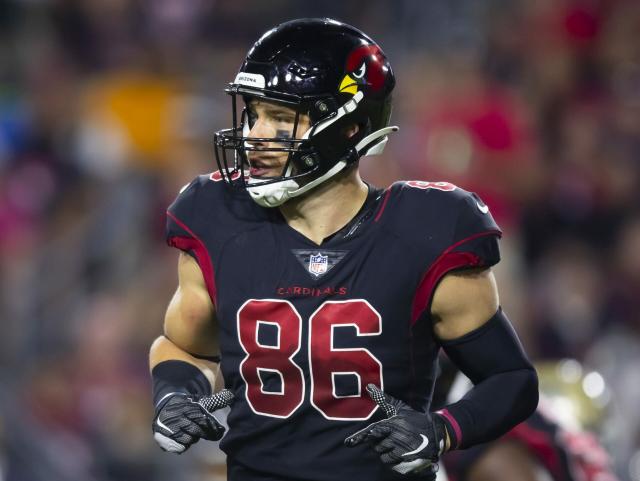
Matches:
[344,384,448,476]
[152,389,234,454]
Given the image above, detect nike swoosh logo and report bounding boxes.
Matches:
[402,434,429,457]
[476,201,489,214]
[156,417,174,434]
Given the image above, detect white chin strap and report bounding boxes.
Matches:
[247,177,300,208]
[246,92,399,208]
[247,159,347,208]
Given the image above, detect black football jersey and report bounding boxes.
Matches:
[165,175,501,481]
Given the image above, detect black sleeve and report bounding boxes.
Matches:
[435,309,539,450]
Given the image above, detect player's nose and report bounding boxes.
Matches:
[247,117,273,143]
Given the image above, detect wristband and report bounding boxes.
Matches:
[151,360,212,409]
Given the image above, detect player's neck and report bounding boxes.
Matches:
[279,168,369,245]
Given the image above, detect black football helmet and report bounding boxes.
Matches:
[213,18,397,206]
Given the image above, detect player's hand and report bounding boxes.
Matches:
[152,390,234,454]
[344,384,448,476]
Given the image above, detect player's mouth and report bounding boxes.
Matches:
[249,157,283,178]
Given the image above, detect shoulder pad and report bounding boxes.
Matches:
[167,174,213,238]
[382,180,502,266]
[165,172,234,244]
[165,171,264,249]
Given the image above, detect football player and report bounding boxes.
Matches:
[149,18,539,480]
[436,360,619,481]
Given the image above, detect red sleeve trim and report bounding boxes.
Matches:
[166,211,217,307]
[436,408,463,448]
[410,230,501,326]
[374,187,392,222]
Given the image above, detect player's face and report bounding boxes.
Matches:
[245,99,311,178]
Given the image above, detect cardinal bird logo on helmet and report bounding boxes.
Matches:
[339,44,388,96]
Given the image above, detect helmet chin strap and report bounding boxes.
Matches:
[246,177,300,207]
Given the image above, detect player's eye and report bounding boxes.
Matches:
[276,128,293,139]
[353,62,366,79]
[267,109,295,123]
[246,109,257,128]
[274,115,294,123]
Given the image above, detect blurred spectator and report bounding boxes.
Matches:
[1,1,639,480]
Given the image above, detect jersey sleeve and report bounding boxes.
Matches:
[166,178,200,257]
[165,177,218,305]
[407,184,502,324]
[448,191,501,268]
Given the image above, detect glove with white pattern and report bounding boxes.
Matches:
[152,390,234,454]
[344,384,448,476]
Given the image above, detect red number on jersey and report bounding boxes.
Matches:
[405,180,456,191]
[237,299,304,418]
[210,170,242,182]
[309,300,383,420]
[236,299,384,420]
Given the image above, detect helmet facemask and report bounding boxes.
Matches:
[213,87,318,188]
[214,86,396,207]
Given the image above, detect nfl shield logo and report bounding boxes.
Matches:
[309,253,328,277]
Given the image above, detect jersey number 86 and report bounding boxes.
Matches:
[237,299,383,421]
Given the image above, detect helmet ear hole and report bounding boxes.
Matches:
[341,123,360,139]
[350,120,370,145]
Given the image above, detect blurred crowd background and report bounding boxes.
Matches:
[1,0,639,480]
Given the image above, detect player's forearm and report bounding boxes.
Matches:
[437,308,539,449]
[438,367,538,448]
[149,335,218,389]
